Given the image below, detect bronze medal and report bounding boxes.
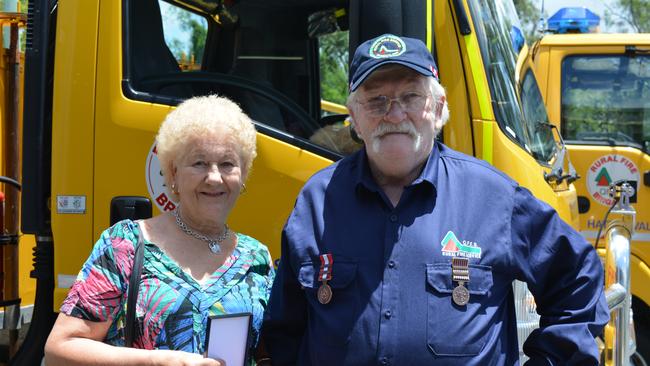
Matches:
[452,284,470,306]
[317,282,332,304]
[317,254,334,304]
[451,257,470,306]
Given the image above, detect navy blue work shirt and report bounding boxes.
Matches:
[263,142,609,365]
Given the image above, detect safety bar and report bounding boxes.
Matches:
[603,181,636,366]
[604,225,631,365]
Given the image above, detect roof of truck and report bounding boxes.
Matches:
[537,33,650,47]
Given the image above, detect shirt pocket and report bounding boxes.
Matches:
[297,258,358,347]
[426,262,494,357]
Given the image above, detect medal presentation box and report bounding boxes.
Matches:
[205,312,252,366]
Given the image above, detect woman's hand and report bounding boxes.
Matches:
[153,350,224,366]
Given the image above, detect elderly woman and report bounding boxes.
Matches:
[44,95,274,365]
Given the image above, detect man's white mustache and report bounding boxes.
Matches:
[371,121,418,140]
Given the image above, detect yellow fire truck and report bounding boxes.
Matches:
[531,30,650,364]
[4,0,588,364]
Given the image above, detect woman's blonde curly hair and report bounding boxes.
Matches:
[156,95,257,201]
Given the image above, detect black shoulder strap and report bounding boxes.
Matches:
[125,229,145,348]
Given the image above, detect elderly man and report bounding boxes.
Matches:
[263,34,608,365]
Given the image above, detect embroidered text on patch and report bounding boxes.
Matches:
[441,231,482,259]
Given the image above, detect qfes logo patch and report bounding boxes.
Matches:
[586,154,639,206]
[369,35,406,59]
[441,231,482,259]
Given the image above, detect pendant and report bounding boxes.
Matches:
[317,282,332,304]
[208,241,221,254]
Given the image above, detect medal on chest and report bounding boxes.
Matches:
[451,257,470,306]
[317,254,333,304]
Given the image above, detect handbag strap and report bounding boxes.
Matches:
[125,229,145,348]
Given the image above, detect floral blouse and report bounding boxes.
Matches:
[61,219,275,361]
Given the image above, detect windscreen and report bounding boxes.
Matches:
[468,0,558,163]
[561,55,650,151]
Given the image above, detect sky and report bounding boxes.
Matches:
[542,0,623,32]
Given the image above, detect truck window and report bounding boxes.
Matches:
[561,55,650,151]
[520,70,556,162]
[468,0,557,163]
[124,0,348,157]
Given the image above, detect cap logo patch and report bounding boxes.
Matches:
[369,35,406,59]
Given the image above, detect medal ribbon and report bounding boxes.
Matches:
[318,254,333,282]
[451,257,470,282]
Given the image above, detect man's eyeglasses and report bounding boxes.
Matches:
[358,92,430,117]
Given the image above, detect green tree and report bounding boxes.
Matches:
[604,0,650,33]
[319,31,348,106]
[179,13,206,62]
[513,0,545,43]
[161,2,207,64]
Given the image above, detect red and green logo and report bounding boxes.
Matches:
[595,168,612,187]
[369,35,406,59]
[441,231,482,259]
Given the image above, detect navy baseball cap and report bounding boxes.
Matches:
[349,34,439,92]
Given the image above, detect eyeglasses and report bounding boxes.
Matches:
[358,92,430,117]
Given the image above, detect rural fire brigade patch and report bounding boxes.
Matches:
[441,231,482,259]
[145,142,178,213]
[586,154,639,206]
[369,35,406,59]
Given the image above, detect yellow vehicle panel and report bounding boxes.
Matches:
[50,0,101,306]
[570,145,650,265]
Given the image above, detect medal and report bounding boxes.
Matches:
[452,284,470,306]
[451,257,470,306]
[318,254,333,304]
[318,282,333,304]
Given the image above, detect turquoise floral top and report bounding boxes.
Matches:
[61,219,275,362]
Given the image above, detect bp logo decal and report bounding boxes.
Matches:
[145,142,178,213]
[369,35,406,58]
[586,155,639,206]
[441,231,482,259]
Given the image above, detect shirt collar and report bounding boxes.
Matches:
[354,141,440,192]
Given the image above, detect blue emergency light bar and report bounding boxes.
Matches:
[548,7,600,33]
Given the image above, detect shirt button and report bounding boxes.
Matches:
[381,357,389,365]
[388,260,395,268]
[384,310,392,319]
[389,214,398,222]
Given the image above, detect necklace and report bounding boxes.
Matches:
[172,208,230,254]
